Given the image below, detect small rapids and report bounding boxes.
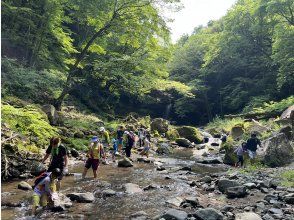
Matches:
[1,150,228,220]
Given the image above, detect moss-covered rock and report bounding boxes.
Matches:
[175,138,191,147]
[176,126,203,144]
[1,104,57,148]
[230,124,244,140]
[166,129,180,141]
[150,118,169,133]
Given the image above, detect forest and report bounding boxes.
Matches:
[2,0,294,125]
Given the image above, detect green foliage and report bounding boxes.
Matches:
[1,58,64,103]
[64,137,88,151]
[280,170,294,187]
[1,104,57,148]
[206,117,246,134]
[247,96,294,114]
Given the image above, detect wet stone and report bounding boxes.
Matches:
[235,212,262,220]
[129,211,148,220]
[243,183,256,189]
[184,196,199,207]
[166,197,184,207]
[193,208,224,220]
[225,186,247,198]
[159,209,188,220]
[268,208,283,215]
[218,179,240,193]
[221,205,235,212]
[18,181,32,190]
[283,193,294,204]
[261,188,269,194]
[124,183,143,194]
[200,175,212,183]
[66,192,95,203]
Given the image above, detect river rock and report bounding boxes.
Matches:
[235,212,262,220]
[166,197,184,207]
[151,118,169,133]
[197,157,223,164]
[159,209,188,220]
[118,157,133,167]
[101,189,116,197]
[51,193,73,211]
[194,208,223,220]
[230,125,244,139]
[130,211,148,220]
[200,175,212,183]
[244,183,257,189]
[262,214,274,220]
[261,133,294,167]
[42,104,60,125]
[279,126,292,140]
[184,196,199,207]
[269,208,283,215]
[156,143,172,154]
[18,181,32,190]
[225,186,247,198]
[176,126,203,144]
[175,138,192,147]
[283,193,294,204]
[217,179,240,193]
[66,192,95,203]
[124,183,143,194]
[70,148,79,158]
[1,201,22,207]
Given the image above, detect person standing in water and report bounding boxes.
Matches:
[117,126,125,152]
[82,136,105,179]
[42,137,68,191]
[139,134,151,158]
[124,131,135,158]
[138,127,146,148]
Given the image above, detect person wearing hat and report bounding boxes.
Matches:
[124,131,135,158]
[99,127,110,148]
[82,136,105,179]
[31,168,61,216]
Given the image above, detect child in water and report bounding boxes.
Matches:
[139,135,151,158]
[234,142,247,167]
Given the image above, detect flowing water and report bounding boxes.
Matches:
[1,150,228,220]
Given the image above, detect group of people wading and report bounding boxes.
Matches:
[31,125,151,216]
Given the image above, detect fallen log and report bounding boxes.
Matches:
[224,111,281,120]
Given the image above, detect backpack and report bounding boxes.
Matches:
[32,172,50,189]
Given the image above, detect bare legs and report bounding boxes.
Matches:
[82,167,98,179]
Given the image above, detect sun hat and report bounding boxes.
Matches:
[99,127,105,132]
[91,136,99,142]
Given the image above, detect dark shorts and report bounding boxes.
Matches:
[47,164,64,180]
[85,158,100,171]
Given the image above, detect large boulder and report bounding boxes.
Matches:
[118,157,134,167]
[151,118,169,133]
[176,126,203,144]
[217,179,240,193]
[230,125,244,139]
[194,208,223,220]
[261,133,294,167]
[156,143,172,154]
[42,104,60,125]
[175,138,191,147]
[248,119,268,135]
[166,129,180,141]
[235,212,262,220]
[159,209,188,220]
[279,105,294,125]
[66,192,94,203]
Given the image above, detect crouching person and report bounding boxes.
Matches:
[31,168,61,216]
